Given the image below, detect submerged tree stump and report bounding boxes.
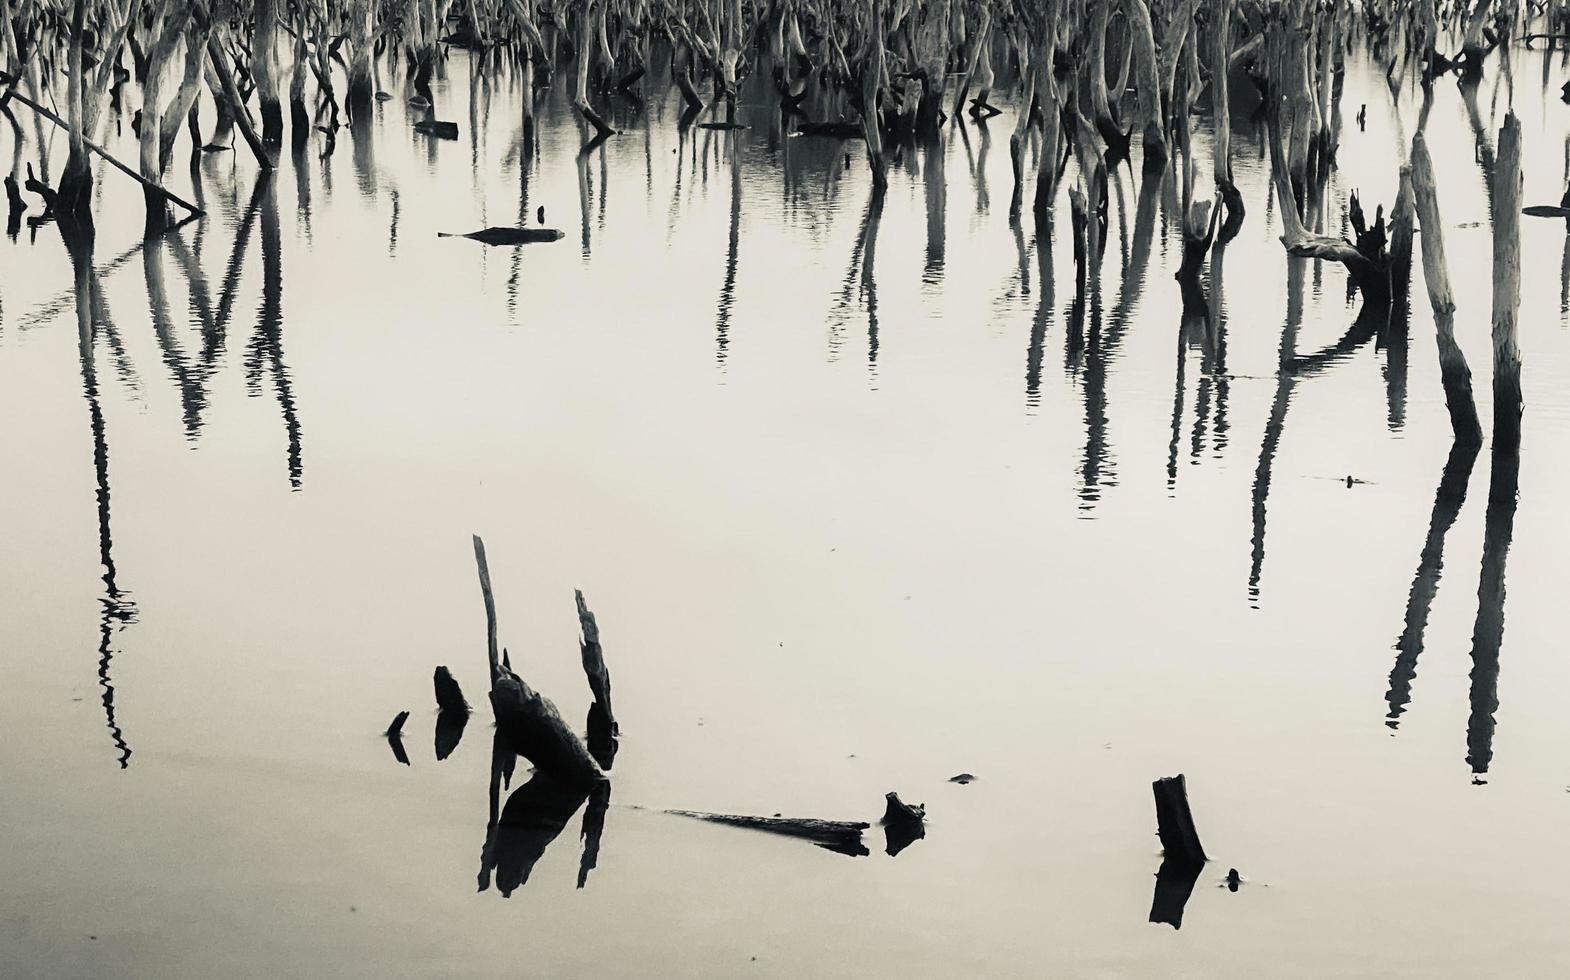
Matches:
[1152,774,1207,866]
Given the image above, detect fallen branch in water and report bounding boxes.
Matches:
[665,809,870,856]
[0,72,204,218]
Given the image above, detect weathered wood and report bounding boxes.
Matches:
[434,665,470,714]
[473,535,501,683]
[205,35,275,172]
[881,792,926,856]
[575,589,615,732]
[1410,132,1483,446]
[471,535,604,786]
[1124,0,1166,173]
[413,119,460,139]
[0,72,204,218]
[440,227,565,245]
[1152,774,1207,866]
[666,810,871,856]
[1492,113,1523,454]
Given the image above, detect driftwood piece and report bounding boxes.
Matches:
[881,792,926,856]
[472,535,605,787]
[1152,774,1207,866]
[413,119,459,139]
[575,590,615,733]
[0,71,204,217]
[440,227,565,245]
[665,810,871,856]
[386,710,411,766]
[434,665,470,714]
[882,792,925,824]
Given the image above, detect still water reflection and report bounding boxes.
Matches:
[2,47,1570,979]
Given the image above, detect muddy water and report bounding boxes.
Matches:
[3,49,1570,979]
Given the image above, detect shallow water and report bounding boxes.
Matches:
[4,48,1570,979]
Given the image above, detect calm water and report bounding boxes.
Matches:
[4,48,1570,978]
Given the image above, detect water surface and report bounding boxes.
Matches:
[3,49,1570,979]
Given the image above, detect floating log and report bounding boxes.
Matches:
[1152,774,1207,866]
[434,665,470,714]
[575,589,615,733]
[949,772,976,784]
[439,227,565,245]
[413,119,459,139]
[665,810,870,856]
[1522,205,1570,219]
[698,121,747,131]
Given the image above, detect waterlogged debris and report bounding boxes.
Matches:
[576,590,615,733]
[948,772,976,785]
[434,666,470,714]
[1152,774,1208,866]
[882,793,925,824]
[413,119,459,139]
[473,536,604,787]
[586,702,618,770]
[698,121,748,131]
[386,711,411,766]
[666,810,871,857]
[881,793,926,857]
[439,227,566,245]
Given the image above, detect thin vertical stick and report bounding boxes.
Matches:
[473,534,501,683]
